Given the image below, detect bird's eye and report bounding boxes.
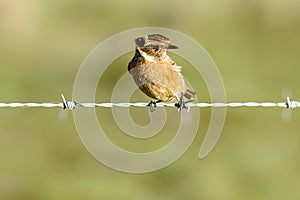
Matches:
[135,37,145,47]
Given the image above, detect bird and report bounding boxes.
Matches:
[128,34,196,111]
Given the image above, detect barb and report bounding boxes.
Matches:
[0,94,299,110]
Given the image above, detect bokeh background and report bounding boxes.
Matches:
[1,0,300,199]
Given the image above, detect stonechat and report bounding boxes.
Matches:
[128,34,195,111]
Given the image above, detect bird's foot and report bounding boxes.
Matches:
[175,95,193,112]
[147,100,161,112]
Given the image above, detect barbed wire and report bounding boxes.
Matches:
[0,94,299,110]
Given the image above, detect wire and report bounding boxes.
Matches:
[0,94,299,110]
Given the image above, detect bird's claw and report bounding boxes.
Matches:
[147,100,161,112]
[175,95,193,111]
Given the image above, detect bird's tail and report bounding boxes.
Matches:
[184,89,196,100]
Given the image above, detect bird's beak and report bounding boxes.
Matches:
[168,44,178,49]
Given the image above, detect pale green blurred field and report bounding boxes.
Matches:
[1,0,300,199]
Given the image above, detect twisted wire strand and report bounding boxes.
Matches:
[0,95,299,110]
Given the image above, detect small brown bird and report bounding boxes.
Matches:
[128,34,196,111]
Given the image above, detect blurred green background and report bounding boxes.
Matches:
[1,0,300,199]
